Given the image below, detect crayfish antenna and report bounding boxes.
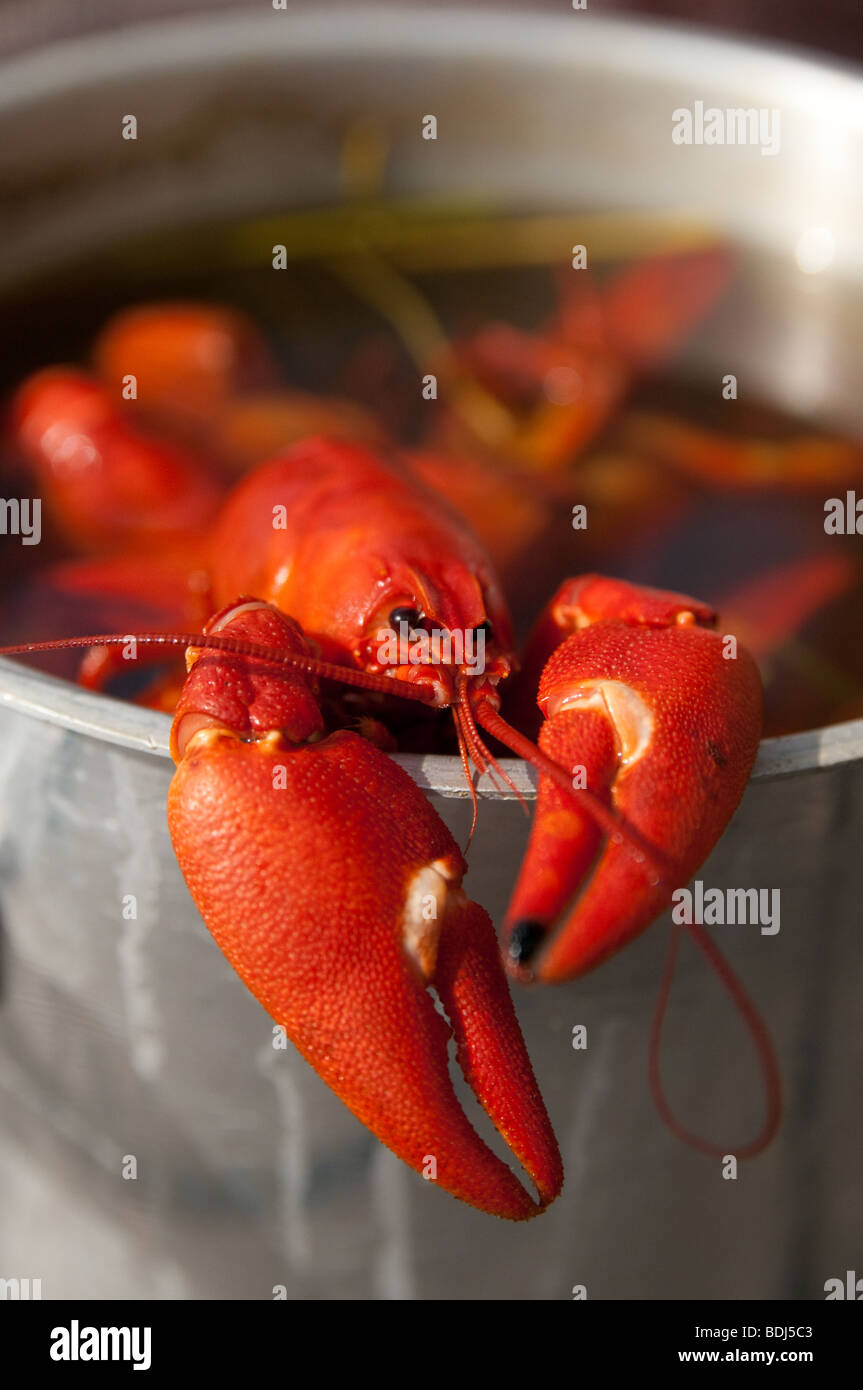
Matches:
[473,698,669,883]
[0,631,438,705]
[649,918,782,1160]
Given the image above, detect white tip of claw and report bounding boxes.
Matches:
[401,858,456,980]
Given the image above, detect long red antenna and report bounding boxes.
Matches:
[474,698,669,884]
[0,633,438,705]
[648,917,782,1159]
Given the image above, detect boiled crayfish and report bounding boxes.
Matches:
[1,288,777,1220]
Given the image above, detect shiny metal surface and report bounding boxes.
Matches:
[3,655,863,784]
[0,8,861,1300]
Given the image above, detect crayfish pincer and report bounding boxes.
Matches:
[503,574,765,983]
[167,600,564,1220]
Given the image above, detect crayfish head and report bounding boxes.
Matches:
[355,547,514,704]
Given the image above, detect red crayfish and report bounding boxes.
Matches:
[0,270,781,1220]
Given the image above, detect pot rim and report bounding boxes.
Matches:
[1,6,863,115]
[1,656,860,790]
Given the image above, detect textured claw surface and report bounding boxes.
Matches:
[504,579,763,983]
[169,730,562,1218]
[166,602,562,1220]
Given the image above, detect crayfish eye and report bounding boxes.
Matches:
[474,619,493,641]
[389,606,423,631]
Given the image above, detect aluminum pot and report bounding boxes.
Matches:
[0,6,861,1300]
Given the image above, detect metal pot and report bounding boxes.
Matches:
[0,6,861,1299]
